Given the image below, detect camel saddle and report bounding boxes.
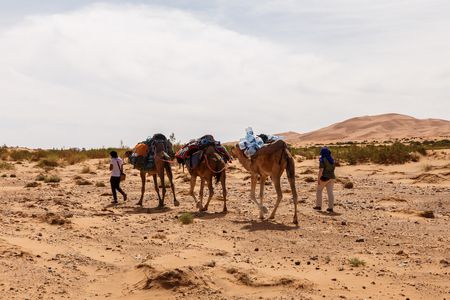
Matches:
[129,133,173,171]
[251,139,287,159]
[175,135,231,168]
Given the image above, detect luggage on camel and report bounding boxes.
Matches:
[129,134,172,171]
[175,135,231,170]
[239,127,283,158]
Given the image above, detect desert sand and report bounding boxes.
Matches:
[0,150,449,300]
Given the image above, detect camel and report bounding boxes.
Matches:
[126,137,179,208]
[231,140,298,224]
[187,144,228,212]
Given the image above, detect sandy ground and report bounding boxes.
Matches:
[0,150,449,300]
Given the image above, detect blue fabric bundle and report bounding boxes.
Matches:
[319,147,335,165]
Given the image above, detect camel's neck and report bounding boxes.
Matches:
[235,150,253,173]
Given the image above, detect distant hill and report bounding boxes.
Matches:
[278,114,450,145]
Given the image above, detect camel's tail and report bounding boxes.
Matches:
[282,145,295,179]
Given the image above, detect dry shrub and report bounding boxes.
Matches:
[37,156,59,168]
[44,175,61,183]
[0,162,15,170]
[81,166,91,174]
[343,181,354,189]
[304,176,315,183]
[422,164,433,172]
[25,182,40,188]
[178,212,194,225]
[348,257,366,267]
[9,150,33,161]
[75,178,92,185]
[35,174,46,181]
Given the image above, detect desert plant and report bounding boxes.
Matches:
[35,174,46,181]
[304,176,315,183]
[343,181,354,189]
[0,162,15,170]
[37,156,59,168]
[422,164,433,172]
[348,257,366,267]
[44,175,61,183]
[75,178,92,185]
[178,212,194,225]
[25,182,40,188]
[9,150,33,161]
[81,166,91,174]
[95,182,106,187]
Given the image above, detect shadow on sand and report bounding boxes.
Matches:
[232,219,299,232]
[123,205,173,215]
[317,210,342,217]
[191,210,228,220]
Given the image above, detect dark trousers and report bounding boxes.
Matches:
[110,176,125,201]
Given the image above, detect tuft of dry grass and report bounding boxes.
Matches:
[421,164,433,172]
[304,176,315,183]
[75,178,92,186]
[348,257,366,267]
[0,161,15,170]
[343,181,354,189]
[44,175,61,183]
[25,182,40,188]
[35,174,46,181]
[95,182,106,187]
[37,156,59,168]
[81,166,91,174]
[178,212,194,225]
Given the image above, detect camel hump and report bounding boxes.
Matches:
[152,133,167,141]
[253,139,287,157]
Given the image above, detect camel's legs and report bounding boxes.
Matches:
[203,176,214,211]
[221,171,227,212]
[158,170,166,207]
[189,174,202,209]
[165,163,179,206]
[198,178,205,210]
[153,174,162,206]
[250,174,265,219]
[269,175,283,219]
[259,175,268,214]
[202,177,214,211]
[289,176,299,225]
[137,172,146,206]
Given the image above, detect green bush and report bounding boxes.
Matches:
[37,156,59,168]
[179,212,194,225]
[348,257,366,267]
[9,150,33,161]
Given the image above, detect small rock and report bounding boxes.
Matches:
[356,238,365,243]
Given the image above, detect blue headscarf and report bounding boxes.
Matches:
[319,147,334,165]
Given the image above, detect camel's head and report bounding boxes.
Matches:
[124,150,133,158]
[230,144,241,159]
[153,139,173,161]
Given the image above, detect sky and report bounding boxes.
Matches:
[0,0,449,148]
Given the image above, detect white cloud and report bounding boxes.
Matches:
[0,2,449,148]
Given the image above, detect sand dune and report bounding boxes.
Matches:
[279,113,450,145]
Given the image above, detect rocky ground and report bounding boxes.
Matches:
[0,150,449,300]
